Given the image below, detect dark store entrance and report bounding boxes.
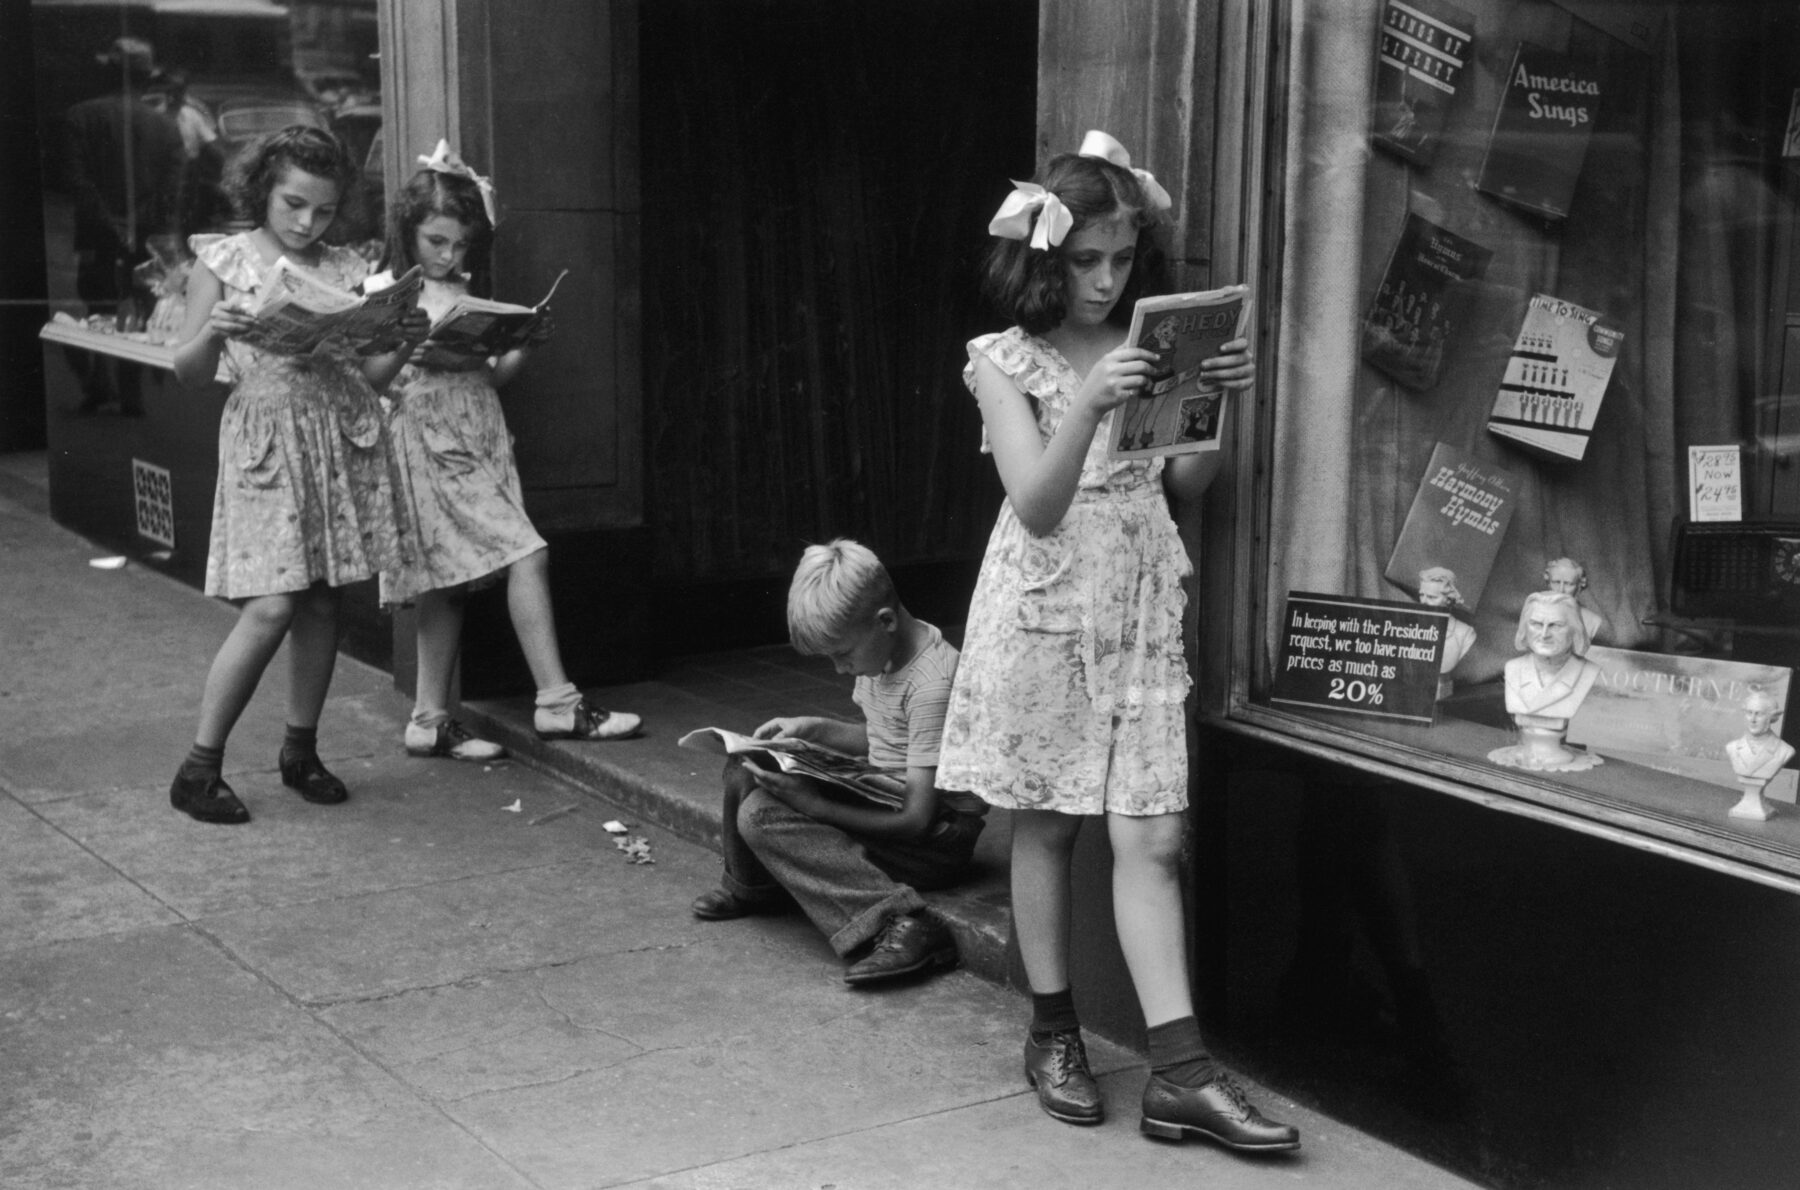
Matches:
[638,0,1036,654]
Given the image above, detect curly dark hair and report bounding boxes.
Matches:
[379,168,495,292]
[224,124,361,229]
[979,152,1170,335]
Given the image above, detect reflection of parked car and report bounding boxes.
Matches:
[298,66,376,112]
[212,97,326,155]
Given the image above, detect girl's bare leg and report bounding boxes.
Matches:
[412,585,467,717]
[1010,809,1085,992]
[1107,811,1193,1027]
[507,548,569,690]
[194,592,298,747]
[284,583,342,729]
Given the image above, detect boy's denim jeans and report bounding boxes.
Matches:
[716,760,984,957]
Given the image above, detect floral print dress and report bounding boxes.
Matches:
[373,274,545,605]
[192,234,405,599]
[937,328,1193,817]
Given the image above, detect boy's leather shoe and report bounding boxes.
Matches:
[690,887,788,921]
[1023,1030,1104,1125]
[842,912,958,986]
[170,768,250,825]
[278,751,349,804]
[1140,1072,1301,1152]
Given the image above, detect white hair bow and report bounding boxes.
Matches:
[418,138,499,228]
[1078,130,1173,212]
[988,182,1073,250]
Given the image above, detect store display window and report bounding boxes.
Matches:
[1231,0,1800,881]
[31,0,382,346]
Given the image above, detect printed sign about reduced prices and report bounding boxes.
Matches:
[1270,592,1449,725]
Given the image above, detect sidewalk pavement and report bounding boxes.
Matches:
[0,451,1476,1189]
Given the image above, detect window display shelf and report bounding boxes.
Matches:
[1213,700,1800,895]
[38,319,175,370]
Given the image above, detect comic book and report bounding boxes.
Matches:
[241,260,421,355]
[677,727,906,812]
[1107,285,1252,460]
[412,269,567,369]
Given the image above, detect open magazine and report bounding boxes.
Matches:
[240,261,422,356]
[411,269,568,369]
[1107,285,1253,460]
[677,726,906,812]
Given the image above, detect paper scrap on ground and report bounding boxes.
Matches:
[502,799,522,812]
[614,835,654,864]
[89,556,127,570]
[602,819,630,834]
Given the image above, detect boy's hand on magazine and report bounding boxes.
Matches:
[742,763,828,813]
[1074,345,1159,417]
[751,716,815,742]
[1201,337,1256,390]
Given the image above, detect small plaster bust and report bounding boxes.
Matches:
[1418,566,1476,699]
[1726,690,1793,821]
[1488,591,1604,772]
[1543,557,1606,646]
[1727,690,1795,783]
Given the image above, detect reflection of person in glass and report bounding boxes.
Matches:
[1542,556,1605,645]
[1726,691,1794,821]
[63,38,185,321]
[1417,566,1475,700]
[60,39,185,414]
[1488,591,1604,772]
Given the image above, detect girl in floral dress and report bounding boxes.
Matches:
[367,142,639,761]
[168,126,424,824]
[937,131,1296,1154]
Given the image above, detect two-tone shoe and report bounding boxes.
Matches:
[534,699,642,741]
[405,718,508,762]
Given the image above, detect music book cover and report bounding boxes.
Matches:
[1486,293,1623,462]
[1370,0,1477,166]
[1361,212,1492,391]
[1476,41,1602,221]
[1384,442,1519,609]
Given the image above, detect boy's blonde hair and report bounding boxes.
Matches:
[787,538,898,655]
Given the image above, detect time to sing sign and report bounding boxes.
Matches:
[1270,592,1450,725]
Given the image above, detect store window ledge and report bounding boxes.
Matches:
[1211,698,1800,896]
[39,318,176,371]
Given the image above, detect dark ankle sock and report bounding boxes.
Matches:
[1030,988,1081,1040]
[181,742,224,777]
[282,724,318,760]
[1147,1016,1221,1087]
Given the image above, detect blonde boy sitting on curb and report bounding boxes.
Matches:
[690,539,987,986]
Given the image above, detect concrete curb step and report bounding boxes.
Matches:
[458,696,1019,990]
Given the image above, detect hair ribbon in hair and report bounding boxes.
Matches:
[1077,130,1173,212]
[418,138,499,228]
[988,182,1073,250]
